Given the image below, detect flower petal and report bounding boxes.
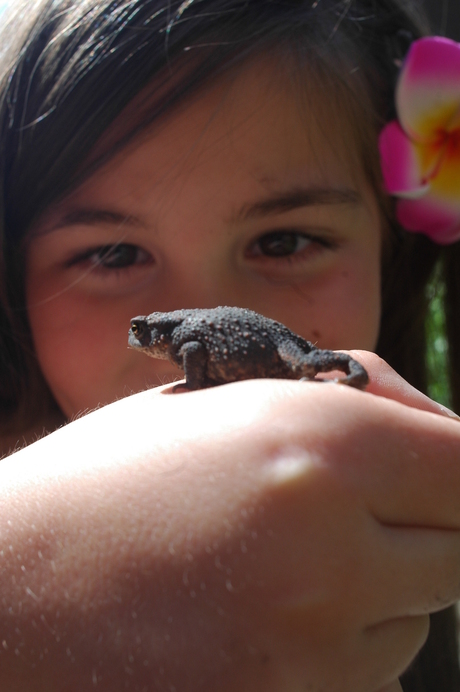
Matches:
[397,37,460,142]
[396,195,460,243]
[379,121,429,196]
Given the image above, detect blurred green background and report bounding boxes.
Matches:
[426,271,450,407]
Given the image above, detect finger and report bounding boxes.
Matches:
[322,390,460,529]
[361,525,460,618]
[363,615,428,690]
[265,385,460,616]
[273,607,426,692]
[319,393,460,614]
[345,350,459,419]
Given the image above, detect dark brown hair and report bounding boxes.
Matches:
[0,1,457,689]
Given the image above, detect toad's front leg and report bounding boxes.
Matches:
[178,341,208,390]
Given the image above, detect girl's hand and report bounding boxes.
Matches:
[1,365,460,692]
[348,349,459,418]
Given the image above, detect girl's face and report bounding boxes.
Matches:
[26,59,383,418]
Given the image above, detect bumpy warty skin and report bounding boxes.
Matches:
[128,306,369,390]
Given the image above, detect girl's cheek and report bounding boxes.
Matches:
[293,256,380,352]
[26,283,126,413]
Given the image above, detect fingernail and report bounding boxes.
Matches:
[437,404,460,421]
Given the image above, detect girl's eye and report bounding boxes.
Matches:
[249,231,313,258]
[68,243,150,269]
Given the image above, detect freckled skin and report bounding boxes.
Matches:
[128,307,369,390]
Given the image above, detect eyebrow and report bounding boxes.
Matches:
[47,186,361,232]
[50,209,143,231]
[233,186,362,222]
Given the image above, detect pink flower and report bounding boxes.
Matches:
[379,37,460,244]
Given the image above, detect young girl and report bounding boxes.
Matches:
[0,0,460,690]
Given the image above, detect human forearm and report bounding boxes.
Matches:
[1,376,459,691]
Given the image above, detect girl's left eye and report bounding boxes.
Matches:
[249,231,312,258]
[246,230,333,263]
[67,243,151,269]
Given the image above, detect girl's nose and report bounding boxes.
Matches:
[146,262,250,313]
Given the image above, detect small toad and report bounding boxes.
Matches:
[128,307,369,390]
[128,307,368,390]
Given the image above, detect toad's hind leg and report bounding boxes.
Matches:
[277,341,368,390]
[302,349,369,389]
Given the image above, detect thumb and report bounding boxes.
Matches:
[346,350,459,420]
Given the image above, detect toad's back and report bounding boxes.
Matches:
[168,307,314,382]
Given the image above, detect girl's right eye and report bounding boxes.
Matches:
[66,243,151,270]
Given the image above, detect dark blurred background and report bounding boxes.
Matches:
[423,0,460,39]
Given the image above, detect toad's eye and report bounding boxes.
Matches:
[130,320,148,339]
[250,231,311,257]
